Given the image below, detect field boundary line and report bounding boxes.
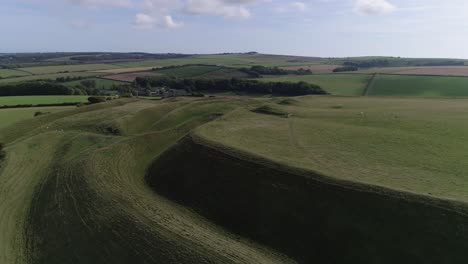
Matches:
[363,73,378,96]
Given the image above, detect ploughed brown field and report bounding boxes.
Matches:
[280,64,342,73]
[357,66,468,76]
[100,71,163,82]
[93,67,162,74]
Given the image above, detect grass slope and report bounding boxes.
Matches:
[3,96,468,263]
[0,98,292,264]
[262,74,371,96]
[368,74,468,97]
[0,96,89,106]
[0,106,75,129]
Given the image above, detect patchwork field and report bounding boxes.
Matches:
[0,72,102,84]
[280,64,341,73]
[368,74,468,97]
[356,66,468,76]
[101,72,163,82]
[154,65,223,78]
[93,67,159,74]
[0,69,31,78]
[0,96,89,106]
[115,54,324,68]
[17,64,121,75]
[262,74,372,96]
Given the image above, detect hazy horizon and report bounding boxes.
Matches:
[2,0,468,58]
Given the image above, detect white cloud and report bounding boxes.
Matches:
[134,13,155,29]
[291,2,306,12]
[354,0,396,15]
[184,0,256,18]
[162,15,183,28]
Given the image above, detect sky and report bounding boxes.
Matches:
[1,0,468,58]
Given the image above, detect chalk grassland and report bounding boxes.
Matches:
[100,72,163,82]
[0,98,292,264]
[62,78,126,89]
[0,96,89,106]
[368,74,468,97]
[0,72,103,84]
[2,97,468,263]
[0,69,31,78]
[279,64,342,73]
[17,64,121,75]
[196,96,468,201]
[262,74,372,96]
[0,106,75,129]
[356,66,468,76]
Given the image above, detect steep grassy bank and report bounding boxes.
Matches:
[146,135,468,264]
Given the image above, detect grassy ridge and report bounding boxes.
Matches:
[0,98,292,264]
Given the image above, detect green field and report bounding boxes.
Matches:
[367,74,468,97]
[0,69,31,78]
[0,96,89,106]
[0,106,74,129]
[17,63,121,75]
[155,65,223,78]
[262,74,371,96]
[1,96,468,263]
[0,72,103,84]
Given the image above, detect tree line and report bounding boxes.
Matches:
[135,76,327,96]
[239,66,312,77]
[0,81,103,96]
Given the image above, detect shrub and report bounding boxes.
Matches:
[34,111,50,117]
[333,66,358,72]
[88,96,106,104]
[0,143,5,162]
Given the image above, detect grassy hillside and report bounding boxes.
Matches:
[262,74,371,96]
[0,98,292,264]
[368,74,468,97]
[0,106,75,129]
[3,96,468,263]
[0,96,89,106]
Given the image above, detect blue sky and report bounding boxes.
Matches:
[2,0,468,58]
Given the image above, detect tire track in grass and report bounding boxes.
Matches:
[363,73,378,96]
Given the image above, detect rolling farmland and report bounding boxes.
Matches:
[262,74,372,96]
